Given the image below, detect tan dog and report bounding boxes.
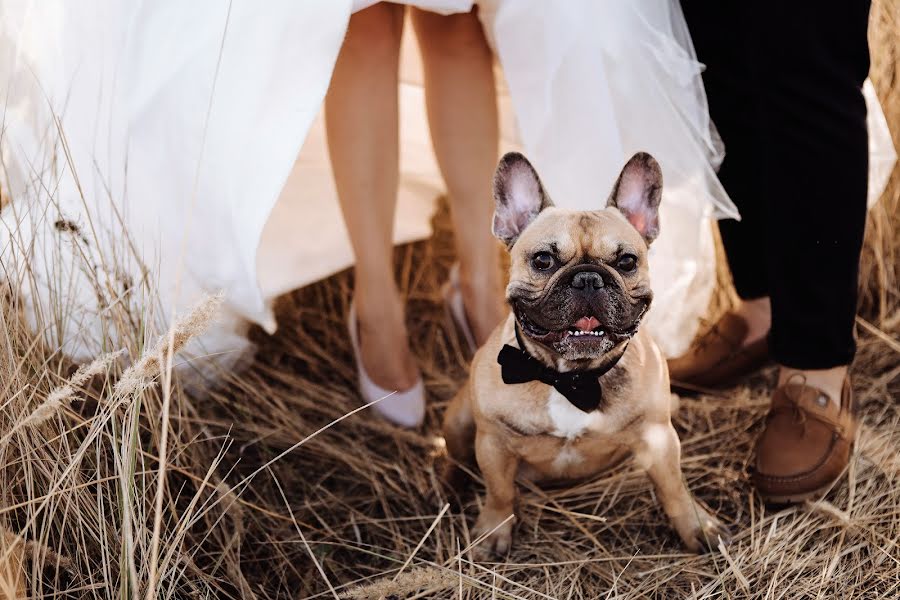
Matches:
[443,151,728,557]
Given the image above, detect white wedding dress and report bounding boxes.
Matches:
[1,0,895,374]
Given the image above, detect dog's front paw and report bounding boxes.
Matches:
[674,503,730,553]
[472,509,515,560]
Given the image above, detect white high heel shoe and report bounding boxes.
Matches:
[443,263,478,354]
[347,301,425,428]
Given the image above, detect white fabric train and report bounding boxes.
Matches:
[0,0,895,375]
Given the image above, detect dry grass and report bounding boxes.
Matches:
[1,4,899,599]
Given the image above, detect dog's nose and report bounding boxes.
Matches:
[571,271,604,290]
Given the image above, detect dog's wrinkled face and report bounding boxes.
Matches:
[492,152,663,363]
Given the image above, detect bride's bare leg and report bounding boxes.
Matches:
[326,2,418,390]
[411,8,504,344]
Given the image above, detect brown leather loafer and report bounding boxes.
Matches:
[753,377,856,504]
[667,311,769,389]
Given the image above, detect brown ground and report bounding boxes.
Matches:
[0,3,898,599]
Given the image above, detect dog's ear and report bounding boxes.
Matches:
[492,152,554,247]
[606,152,663,244]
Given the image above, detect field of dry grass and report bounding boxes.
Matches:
[1,3,898,599]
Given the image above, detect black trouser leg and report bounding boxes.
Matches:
[682,1,871,369]
[680,1,769,301]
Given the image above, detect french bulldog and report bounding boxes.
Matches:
[442,151,728,557]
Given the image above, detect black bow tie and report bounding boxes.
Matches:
[497,326,628,413]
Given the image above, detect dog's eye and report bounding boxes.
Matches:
[531,252,555,271]
[616,254,637,272]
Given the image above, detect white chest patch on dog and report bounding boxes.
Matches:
[552,444,584,472]
[546,389,607,439]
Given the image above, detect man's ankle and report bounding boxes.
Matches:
[777,365,848,405]
[733,297,771,346]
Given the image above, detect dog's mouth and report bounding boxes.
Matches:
[516,309,619,345]
[514,306,646,347]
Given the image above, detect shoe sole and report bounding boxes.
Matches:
[757,471,849,506]
[668,350,772,393]
[669,379,731,395]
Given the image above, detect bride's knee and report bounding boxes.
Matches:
[412,8,490,59]
[343,2,405,58]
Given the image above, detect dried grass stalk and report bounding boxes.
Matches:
[113,292,223,398]
[19,349,124,429]
[341,567,457,600]
[0,528,25,600]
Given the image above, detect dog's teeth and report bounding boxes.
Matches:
[572,329,608,338]
[571,330,610,337]
[572,330,609,337]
